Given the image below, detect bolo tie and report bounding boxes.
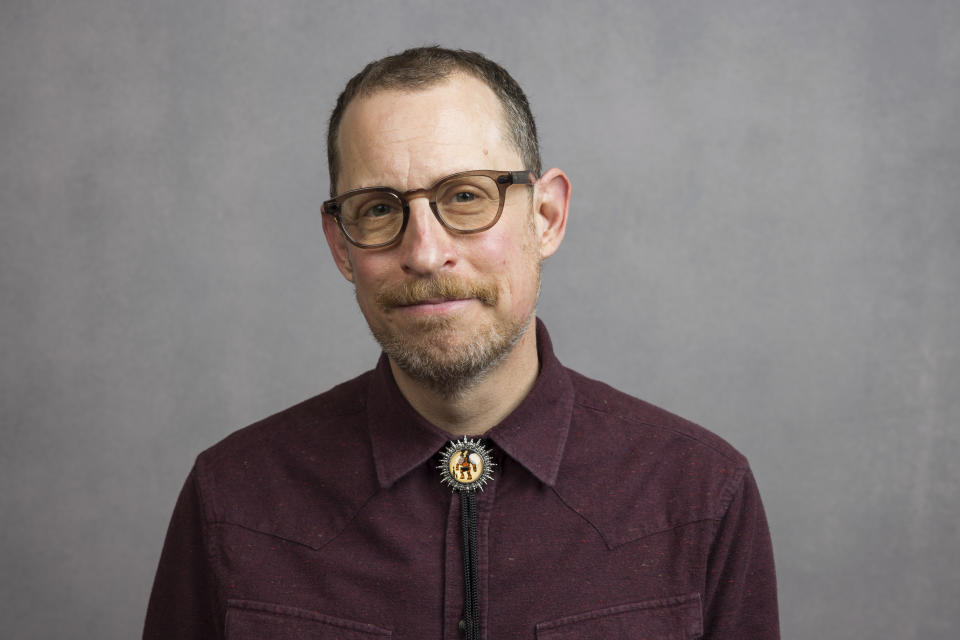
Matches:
[438,437,496,640]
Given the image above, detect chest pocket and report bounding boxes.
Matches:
[535,593,702,640]
[226,599,392,639]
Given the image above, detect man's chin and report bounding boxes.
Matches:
[370,317,530,398]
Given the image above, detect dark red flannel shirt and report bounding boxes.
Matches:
[144,322,779,639]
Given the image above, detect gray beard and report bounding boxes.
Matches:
[370,311,532,399]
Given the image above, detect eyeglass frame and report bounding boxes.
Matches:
[322,169,537,249]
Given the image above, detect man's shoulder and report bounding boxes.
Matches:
[558,367,751,548]
[200,369,372,464]
[566,368,747,466]
[188,369,378,549]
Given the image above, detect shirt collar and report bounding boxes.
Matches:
[366,319,574,489]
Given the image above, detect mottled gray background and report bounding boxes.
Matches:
[2,1,958,638]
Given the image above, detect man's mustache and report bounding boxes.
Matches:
[375,275,499,308]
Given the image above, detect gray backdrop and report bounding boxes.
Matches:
[2,1,958,638]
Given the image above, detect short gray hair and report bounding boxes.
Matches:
[327,46,541,196]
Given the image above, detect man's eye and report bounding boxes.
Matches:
[365,203,395,217]
[452,191,476,203]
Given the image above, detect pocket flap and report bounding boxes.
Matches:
[226,599,392,639]
[536,593,702,639]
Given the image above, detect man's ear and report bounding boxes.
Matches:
[533,168,571,259]
[321,213,355,282]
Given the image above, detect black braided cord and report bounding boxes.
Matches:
[460,490,481,640]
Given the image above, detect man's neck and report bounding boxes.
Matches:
[388,320,541,436]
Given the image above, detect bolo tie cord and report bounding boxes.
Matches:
[460,490,481,640]
[438,438,495,640]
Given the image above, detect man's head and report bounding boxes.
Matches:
[322,47,569,398]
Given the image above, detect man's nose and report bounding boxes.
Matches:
[397,198,457,276]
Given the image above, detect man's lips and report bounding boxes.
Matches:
[392,297,474,315]
[399,297,471,307]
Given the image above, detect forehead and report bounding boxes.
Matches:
[336,74,521,191]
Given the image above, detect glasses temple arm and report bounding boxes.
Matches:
[502,170,537,185]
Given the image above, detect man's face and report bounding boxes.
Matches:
[324,74,545,396]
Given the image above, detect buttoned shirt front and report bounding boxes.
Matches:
[144,322,779,639]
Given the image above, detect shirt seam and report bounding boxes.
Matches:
[205,486,383,552]
[548,484,612,546]
[716,465,749,516]
[193,459,225,637]
[549,485,727,550]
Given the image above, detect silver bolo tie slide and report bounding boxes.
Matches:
[438,438,496,640]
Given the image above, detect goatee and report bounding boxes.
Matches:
[364,274,533,398]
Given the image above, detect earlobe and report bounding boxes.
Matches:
[321,213,356,282]
[534,168,571,259]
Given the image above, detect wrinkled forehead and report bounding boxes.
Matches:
[335,75,520,192]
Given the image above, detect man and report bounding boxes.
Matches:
[144,47,779,639]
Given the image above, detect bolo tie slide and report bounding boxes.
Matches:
[438,438,496,640]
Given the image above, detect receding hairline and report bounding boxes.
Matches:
[327,47,541,197]
[331,73,523,191]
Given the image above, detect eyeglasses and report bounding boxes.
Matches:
[322,169,536,248]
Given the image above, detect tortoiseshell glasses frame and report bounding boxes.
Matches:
[322,169,537,249]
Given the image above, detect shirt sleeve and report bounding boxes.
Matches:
[143,466,222,639]
[702,467,780,639]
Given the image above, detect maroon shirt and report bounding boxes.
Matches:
[144,323,778,639]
